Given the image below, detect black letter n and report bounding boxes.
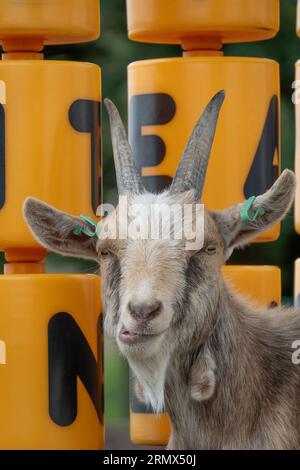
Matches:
[48,312,102,426]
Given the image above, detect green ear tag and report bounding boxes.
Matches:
[73,215,98,238]
[240,196,265,224]
[73,226,83,236]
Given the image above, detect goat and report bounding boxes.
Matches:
[23,91,300,449]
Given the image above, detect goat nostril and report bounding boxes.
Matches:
[128,300,162,320]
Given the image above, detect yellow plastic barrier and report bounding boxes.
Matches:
[0,0,100,48]
[127,0,279,46]
[130,412,171,447]
[128,57,280,242]
[223,265,281,308]
[0,274,103,449]
[0,0,103,450]
[130,265,281,446]
[0,61,101,260]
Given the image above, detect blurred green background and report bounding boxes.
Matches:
[1,0,299,430]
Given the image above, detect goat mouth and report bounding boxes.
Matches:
[119,326,163,345]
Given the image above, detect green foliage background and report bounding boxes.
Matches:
[1,0,299,425]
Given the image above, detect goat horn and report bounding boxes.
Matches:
[104,98,144,195]
[170,90,225,201]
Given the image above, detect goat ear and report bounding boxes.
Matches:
[211,170,296,260]
[23,197,98,261]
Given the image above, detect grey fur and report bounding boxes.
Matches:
[23,197,97,260]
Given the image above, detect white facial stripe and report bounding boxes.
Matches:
[134,279,153,304]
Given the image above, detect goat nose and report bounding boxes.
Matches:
[128,300,162,320]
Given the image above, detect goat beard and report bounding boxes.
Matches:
[128,346,171,413]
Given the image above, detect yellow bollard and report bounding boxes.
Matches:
[0,274,103,450]
[127,0,279,46]
[0,61,101,259]
[130,411,171,447]
[0,0,100,48]
[128,57,280,242]
[130,265,281,446]
[0,0,103,449]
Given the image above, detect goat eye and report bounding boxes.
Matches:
[99,248,112,257]
[205,245,217,255]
